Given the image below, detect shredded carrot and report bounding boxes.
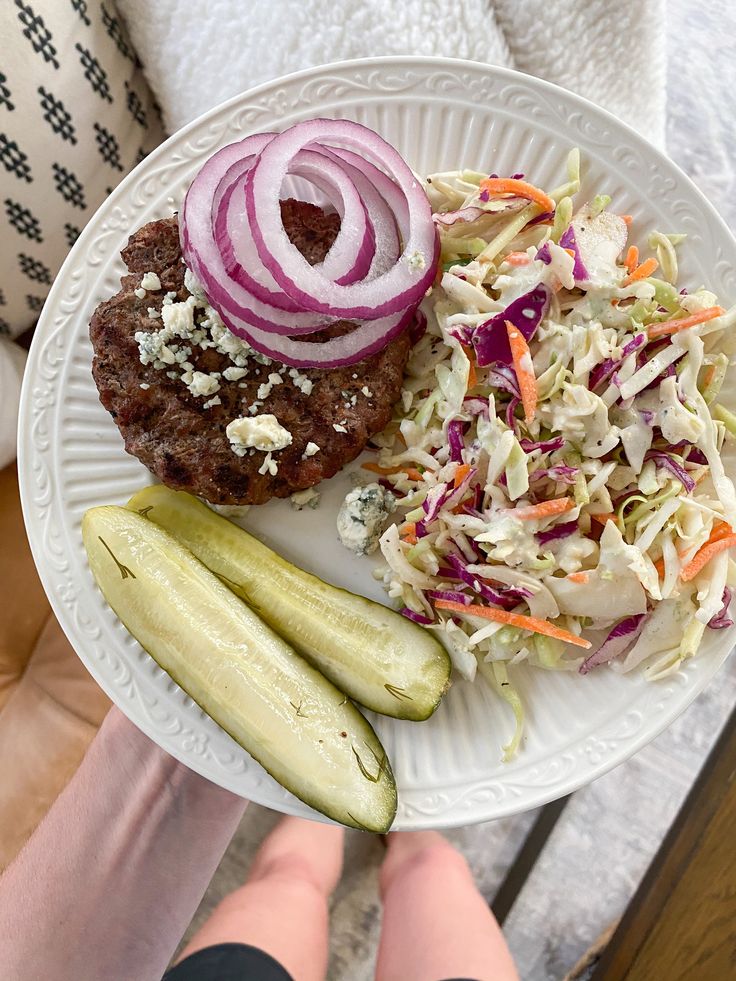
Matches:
[506,320,537,424]
[361,463,424,482]
[702,364,716,389]
[610,298,620,307]
[563,248,576,259]
[454,463,471,488]
[479,177,555,214]
[434,599,592,649]
[362,462,405,476]
[567,572,589,584]
[625,245,639,274]
[647,306,726,340]
[512,498,574,521]
[400,522,418,545]
[681,533,736,582]
[462,345,478,389]
[622,256,658,286]
[505,251,531,267]
[620,214,633,226]
[590,512,616,525]
[655,521,732,579]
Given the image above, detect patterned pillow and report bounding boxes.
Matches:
[0,0,164,338]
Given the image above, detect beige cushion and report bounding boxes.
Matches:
[0,0,164,338]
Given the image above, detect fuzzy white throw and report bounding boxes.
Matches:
[118,0,666,143]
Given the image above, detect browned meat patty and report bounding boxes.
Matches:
[89,202,410,505]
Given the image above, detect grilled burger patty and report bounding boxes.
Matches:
[90,202,411,505]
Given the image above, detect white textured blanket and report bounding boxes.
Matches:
[118,0,666,143]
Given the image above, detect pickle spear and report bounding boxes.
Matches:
[127,485,451,720]
[82,506,397,832]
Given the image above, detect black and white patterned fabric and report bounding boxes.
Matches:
[0,0,164,338]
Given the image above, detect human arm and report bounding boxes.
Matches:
[0,706,247,981]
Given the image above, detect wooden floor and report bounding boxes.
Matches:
[592,709,736,980]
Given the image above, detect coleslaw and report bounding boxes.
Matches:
[361,152,736,757]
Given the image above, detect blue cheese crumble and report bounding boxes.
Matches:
[140,271,162,291]
[226,414,293,456]
[336,483,396,556]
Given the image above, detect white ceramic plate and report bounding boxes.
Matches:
[19,57,736,829]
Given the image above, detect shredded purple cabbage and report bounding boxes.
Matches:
[639,409,655,426]
[580,614,647,674]
[529,465,579,485]
[433,207,488,227]
[487,365,521,398]
[590,334,646,391]
[415,519,428,538]
[427,588,472,605]
[528,210,554,227]
[708,588,733,629]
[505,396,520,430]
[409,309,428,344]
[536,520,578,545]
[463,395,491,418]
[446,322,475,345]
[520,436,566,453]
[445,553,529,607]
[622,333,647,358]
[401,607,434,625]
[686,447,708,466]
[447,419,467,463]
[536,241,552,265]
[645,452,696,493]
[558,225,590,280]
[471,284,550,367]
[422,483,448,523]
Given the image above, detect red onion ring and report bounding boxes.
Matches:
[180,120,438,366]
[245,118,437,319]
[215,147,376,301]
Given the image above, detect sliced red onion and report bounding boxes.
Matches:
[472,284,550,367]
[401,608,434,625]
[317,145,402,280]
[214,301,418,368]
[520,436,565,453]
[558,225,589,280]
[447,419,467,462]
[537,519,578,545]
[182,121,436,367]
[645,452,696,493]
[216,148,375,302]
[580,614,647,674]
[246,118,438,319]
[708,588,733,629]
